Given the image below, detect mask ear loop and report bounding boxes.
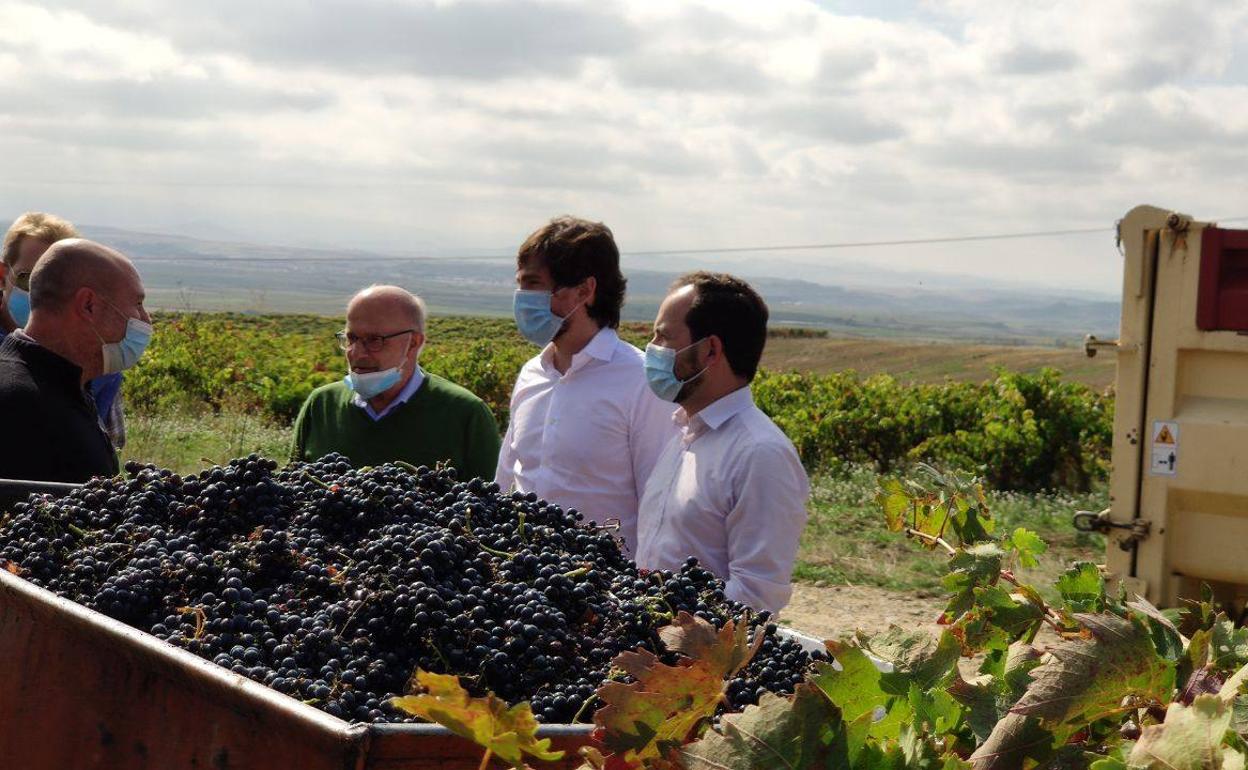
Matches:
[678,337,712,385]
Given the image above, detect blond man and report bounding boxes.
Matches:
[2,212,78,333]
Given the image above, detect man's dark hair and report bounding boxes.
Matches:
[517,216,625,329]
[672,271,769,381]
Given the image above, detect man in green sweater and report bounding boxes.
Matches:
[291,285,501,479]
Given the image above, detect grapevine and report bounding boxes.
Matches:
[454,466,1248,770]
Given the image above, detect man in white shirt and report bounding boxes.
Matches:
[495,217,677,554]
[635,272,810,614]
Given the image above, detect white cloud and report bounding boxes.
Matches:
[0,0,1245,293]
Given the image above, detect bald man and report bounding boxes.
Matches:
[1,213,129,450]
[291,285,501,478]
[0,239,151,490]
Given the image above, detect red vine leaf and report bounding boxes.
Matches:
[592,613,761,764]
[1010,613,1175,728]
[968,712,1053,770]
[657,611,762,680]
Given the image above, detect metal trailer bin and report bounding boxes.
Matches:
[0,565,592,769]
[1090,206,1248,608]
[0,542,862,768]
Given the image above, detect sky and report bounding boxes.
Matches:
[1,0,1246,295]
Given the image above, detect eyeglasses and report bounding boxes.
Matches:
[335,328,416,352]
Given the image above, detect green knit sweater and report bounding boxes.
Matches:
[290,374,501,480]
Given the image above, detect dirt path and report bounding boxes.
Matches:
[779,582,1062,662]
[779,582,947,641]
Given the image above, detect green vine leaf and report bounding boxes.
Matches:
[1010,613,1175,729]
[1211,616,1248,672]
[949,643,1042,742]
[856,627,962,696]
[389,670,564,767]
[949,585,1044,655]
[678,683,843,770]
[1055,562,1105,614]
[942,543,1005,619]
[814,646,910,742]
[1003,528,1046,568]
[1127,596,1185,663]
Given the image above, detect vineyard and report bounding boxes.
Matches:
[125,312,1114,494]
[11,310,1226,770]
[1,456,1233,769]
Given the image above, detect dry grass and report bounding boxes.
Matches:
[762,336,1115,389]
[794,465,1107,594]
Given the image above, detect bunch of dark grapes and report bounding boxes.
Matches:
[0,454,826,723]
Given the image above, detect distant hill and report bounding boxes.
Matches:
[83,225,1119,344]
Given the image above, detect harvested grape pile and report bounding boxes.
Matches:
[0,454,822,723]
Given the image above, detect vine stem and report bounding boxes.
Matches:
[477,747,493,770]
[904,528,957,555]
[570,692,598,724]
[302,471,333,490]
[464,509,517,559]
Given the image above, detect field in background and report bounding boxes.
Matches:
[126,312,1113,492]
[762,335,1116,389]
[117,310,1112,594]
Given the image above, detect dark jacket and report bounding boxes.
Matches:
[0,333,118,499]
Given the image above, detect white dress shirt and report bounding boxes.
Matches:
[495,327,678,553]
[350,367,425,421]
[635,386,810,614]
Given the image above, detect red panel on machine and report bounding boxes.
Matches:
[1197,227,1248,331]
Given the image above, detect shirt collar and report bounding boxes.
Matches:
[673,385,753,444]
[0,330,88,397]
[539,326,618,373]
[350,366,425,418]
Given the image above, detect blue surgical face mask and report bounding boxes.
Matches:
[644,339,708,402]
[344,337,417,399]
[513,289,581,347]
[7,286,29,328]
[95,297,152,373]
[344,368,402,399]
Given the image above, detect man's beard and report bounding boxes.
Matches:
[674,372,701,405]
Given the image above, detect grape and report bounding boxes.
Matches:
[0,454,823,722]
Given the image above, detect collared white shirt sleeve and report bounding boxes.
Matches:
[627,379,679,502]
[494,395,520,492]
[635,387,809,615]
[720,441,810,612]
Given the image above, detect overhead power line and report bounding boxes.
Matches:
[624,226,1112,256]
[75,213,1248,264]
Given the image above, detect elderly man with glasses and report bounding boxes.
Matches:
[290,285,501,479]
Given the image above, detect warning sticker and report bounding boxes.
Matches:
[1149,420,1179,477]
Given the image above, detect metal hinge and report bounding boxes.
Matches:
[1072,509,1151,550]
[1084,334,1140,358]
